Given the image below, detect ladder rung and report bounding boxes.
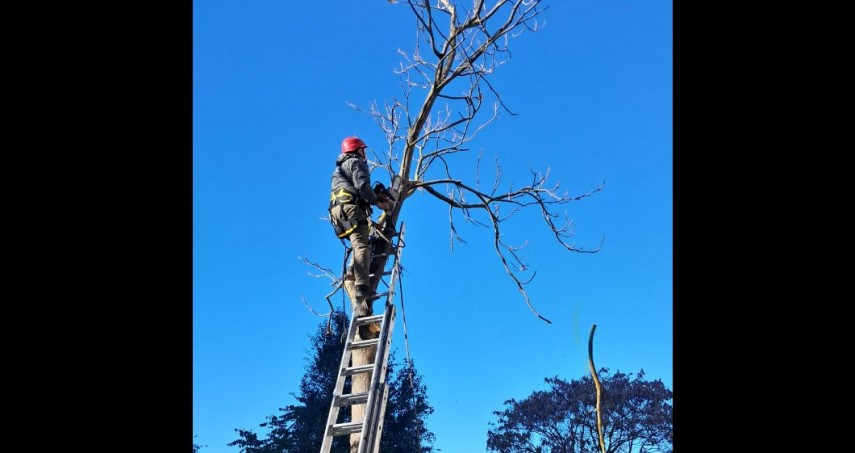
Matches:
[330,421,364,436]
[368,270,393,277]
[337,391,369,406]
[342,364,374,376]
[367,292,390,301]
[349,338,380,349]
[321,223,404,453]
[356,314,384,326]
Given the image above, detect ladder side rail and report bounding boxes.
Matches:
[379,224,405,305]
[319,311,360,453]
[363,306,396,452]
[355,305,393,452]
[322,222,407,453]
[360,224,405,450]
[369,383,390,453]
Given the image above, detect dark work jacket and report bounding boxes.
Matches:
[331,153,379,206]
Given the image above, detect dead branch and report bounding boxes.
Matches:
[324,0,602,324]
[297,255,349,334]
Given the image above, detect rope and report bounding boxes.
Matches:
[395,248,424,449]
[397,261,414,388]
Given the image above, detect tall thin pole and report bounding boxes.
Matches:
[587,324,606,453]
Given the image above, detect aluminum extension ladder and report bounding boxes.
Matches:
[319,222,405,453]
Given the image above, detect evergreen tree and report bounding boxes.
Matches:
[378,357,435,452]
[228,310,434,452]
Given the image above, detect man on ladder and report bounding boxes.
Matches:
[328,136,393,303]
[320,222,407,453]
[324,135,403,453]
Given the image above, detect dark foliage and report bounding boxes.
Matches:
[193,434,205,452]
[487,369,672,453]
[228,310,435,452]
[379,357,435,452]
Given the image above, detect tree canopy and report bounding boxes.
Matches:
[487,369,672,453]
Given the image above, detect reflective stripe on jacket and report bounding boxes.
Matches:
[330,153,379,206]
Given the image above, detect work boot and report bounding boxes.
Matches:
[355,285,373,299]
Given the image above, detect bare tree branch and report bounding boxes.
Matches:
[298,256,340,284]
[297,254,350,334]
[313,0,601,326]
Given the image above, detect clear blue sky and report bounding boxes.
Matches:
[193,1,672,452]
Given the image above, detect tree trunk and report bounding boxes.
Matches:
[345,198,403,453]
[344,278,378,453]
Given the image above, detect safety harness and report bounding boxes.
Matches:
[329,158,371,239]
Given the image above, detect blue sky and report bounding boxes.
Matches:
[193,1,672,452]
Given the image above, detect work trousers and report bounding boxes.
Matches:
[330,204,371,288]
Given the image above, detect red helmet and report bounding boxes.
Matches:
[341,136,367,157]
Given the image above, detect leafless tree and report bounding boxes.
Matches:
[313,1,604,450]
[348,0,603,321]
